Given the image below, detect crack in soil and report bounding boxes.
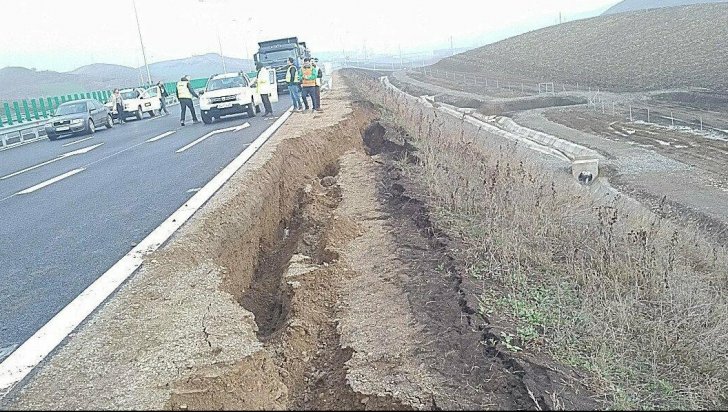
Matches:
[363,119,600,410]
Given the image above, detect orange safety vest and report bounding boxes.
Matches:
[301,66,317,87]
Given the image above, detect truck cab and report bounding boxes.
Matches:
[254,37,311,92]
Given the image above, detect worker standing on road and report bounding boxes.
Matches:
[300,58,319,113]
[176,75,199,126]
[157,81,170,116]
[286,57,303,112]
[255,62,274,117]
[313,58,323,112]
[111,89,125,124]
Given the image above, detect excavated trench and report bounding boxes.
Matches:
[167,103,410,410]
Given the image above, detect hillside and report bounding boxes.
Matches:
[0,54,253,101]
[603,0,727,14]
[433,3,728,92]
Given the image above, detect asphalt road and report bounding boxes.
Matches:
[0,99,290,359]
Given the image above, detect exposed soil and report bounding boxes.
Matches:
[7,74,600,411]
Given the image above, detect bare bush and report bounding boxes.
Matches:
[343,70,728,410]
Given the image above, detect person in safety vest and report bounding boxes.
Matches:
[300,58,319,114]
[176,75,199,126]
[255,62,274,117]
[312,58,323,112]
[285,57,303,112]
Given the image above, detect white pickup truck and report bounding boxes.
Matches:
[106,86,162,121]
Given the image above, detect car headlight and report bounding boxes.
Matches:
[71,119,84,125]
[236,93,246,101]
[201,97,211,106]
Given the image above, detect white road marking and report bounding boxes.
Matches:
[186,187,202,193]
[175,122,250,153]
[15,168,85,195]
[146,130,176,143]
[0,108,292,397]
[0,143,104,180]
[62,136,95,147]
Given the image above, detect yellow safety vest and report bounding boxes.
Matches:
[285,66,300,83]
[177,80,192,99]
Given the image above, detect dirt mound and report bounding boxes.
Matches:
[434,3,728,92]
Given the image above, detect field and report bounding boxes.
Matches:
[434,3,728,92]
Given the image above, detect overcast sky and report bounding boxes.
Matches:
[3,0,619,72]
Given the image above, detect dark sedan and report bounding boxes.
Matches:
[45,99,113,141]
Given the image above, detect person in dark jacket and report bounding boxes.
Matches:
[312,58,323,112]
[176,75,199,126]
[157,81,169,115]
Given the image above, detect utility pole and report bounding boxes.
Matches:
[450,36,454,56]
[559,12,562,24]
[217,32,227,72]
[399,45,403,68]
[132,0,152,85]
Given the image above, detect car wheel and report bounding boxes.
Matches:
[106,114,114,129]
[135,107,143,120]
[87,119,96,134]
[48,133,58,141]
[202,112,213,124]
[255,104,261,114]
[247,100,256,118]
[147,110,155,117]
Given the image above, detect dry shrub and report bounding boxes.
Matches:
[342,70,728,410]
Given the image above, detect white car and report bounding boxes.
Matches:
[199,72,262,124]
[105,86,162,121]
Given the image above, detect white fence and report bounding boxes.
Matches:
[408,67,728,138]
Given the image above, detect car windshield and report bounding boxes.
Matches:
[121,91,138,99]
[206,76,244,91]
[55,102,87,116]
[260,49,296,62]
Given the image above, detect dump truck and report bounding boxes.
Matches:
[253,37,310,92]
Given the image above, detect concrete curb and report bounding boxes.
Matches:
[380,76,601,180]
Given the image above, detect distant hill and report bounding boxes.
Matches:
[0,53,254,101]
[433,3,728,92]
[148,53,254,82]
[603,0,728,14]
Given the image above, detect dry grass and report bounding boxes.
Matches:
[435,3,728,92]
[342,70,728,410]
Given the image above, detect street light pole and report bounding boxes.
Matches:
[132,0,152,85]
[217,31,227,72]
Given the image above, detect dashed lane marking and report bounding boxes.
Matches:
[146,131,176,143]
[175,123,250,153]
[0,143,103,180]
[15,168,86,195]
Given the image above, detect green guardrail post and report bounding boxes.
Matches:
[4,103,13,125]
[39,99,47,118]
[85,92,91,99]
[31,99,39,120]
[0,108,4,127]
[13,102,22,123]
[48,97,55,115]
[60,95,67,103]
[92,91,98,100]
[22,100,32,121]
